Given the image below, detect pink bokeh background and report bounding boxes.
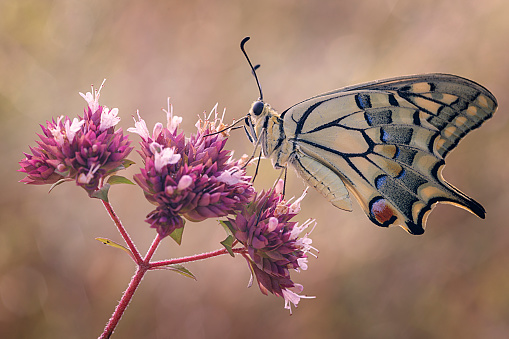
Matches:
[2,1,509,338]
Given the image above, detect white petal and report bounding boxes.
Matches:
[100,107,120,131]
[127,112,150,140]
[153,144,181,172]
[65,117,85,142]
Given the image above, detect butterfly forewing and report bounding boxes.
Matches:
[276,74,497,234]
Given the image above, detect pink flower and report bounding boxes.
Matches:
[227,187,317,313]
[19,81,133,194]
[130,101,254,239]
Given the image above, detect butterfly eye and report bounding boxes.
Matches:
[252,101,264,116]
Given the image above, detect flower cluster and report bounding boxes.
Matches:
[19,82,318,314]
[18,81,133,194]
[129,101,255,240]
[227,180,317,313]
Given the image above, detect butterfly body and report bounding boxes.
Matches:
[246,73,497,235]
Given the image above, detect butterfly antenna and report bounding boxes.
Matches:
[240,37,264,101]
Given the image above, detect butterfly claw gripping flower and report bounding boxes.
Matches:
[129,101,255,239]
[227,183,317,313]
[19,81,133,194]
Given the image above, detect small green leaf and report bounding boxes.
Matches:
[122,159,136,168]
[220,235,236,257]
[48,178,72,193]
[219,220,234,235]
[89,184,111,202]
[110,159,136,173]
[163,264,197,280]
[107,175,135,185]
[169,223,185,245]
[95,237,134,259]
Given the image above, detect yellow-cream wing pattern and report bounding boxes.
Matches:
[261,74,497,235]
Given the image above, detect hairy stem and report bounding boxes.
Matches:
[149,247,246,269]
[102,200,143,263]
[99,265,146,339]
[99,234,162,339]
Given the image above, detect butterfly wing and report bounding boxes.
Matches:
[281,74,497,234]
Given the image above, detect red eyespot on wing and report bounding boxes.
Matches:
[370,198,397,226]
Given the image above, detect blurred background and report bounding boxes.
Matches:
[2,0,509,338]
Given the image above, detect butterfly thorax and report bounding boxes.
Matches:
[248,101,292,169]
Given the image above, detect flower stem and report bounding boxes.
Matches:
[144,234,162,264]
[149,247,247,269]
[99,201,244,338]
[102,200,143,264]
[99,265,146,339]
[99,234,162,339]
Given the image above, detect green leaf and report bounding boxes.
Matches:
[169,223,185,245]
[48,178,72,193]
[95,237,134,259]
[122,159,136,168]
[89,184,110,202]
[110,159,136,173]
[163,264,197,280]
[220,235,236,257]
[219,220,234,234]
[107,175,135,185]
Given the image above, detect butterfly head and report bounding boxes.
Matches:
[246,100,270,139]
[250,100,265,116]
[248,99,278,125]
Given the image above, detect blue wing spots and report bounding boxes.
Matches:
[369,197,397,227]
[394,147,417,166]
[393,146,400,159]
[381,126,413,145]
[355,93,372,110]
[396,168,406,179]
[365,109,393,126]
[396,168,427,194]
[381,128,389,143]
[375,174,387,190]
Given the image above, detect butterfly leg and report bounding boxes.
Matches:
[251,149,263,183]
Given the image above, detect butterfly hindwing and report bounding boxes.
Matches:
[281,74,496,234]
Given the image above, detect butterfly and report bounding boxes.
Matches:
[240,37,497,235]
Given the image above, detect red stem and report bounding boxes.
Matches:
[99,201,244,338]
[102,200,143,263]
[144,234,162,264]
[99,266,147,339]
[149,247,247,269]
[99,234,163,339]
